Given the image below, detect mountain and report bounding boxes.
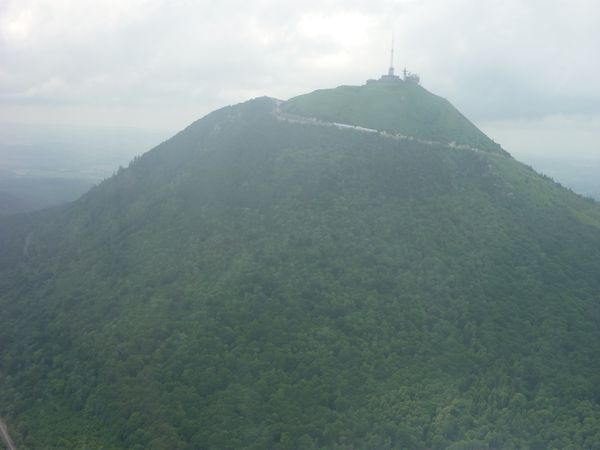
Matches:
[1,79,600,449]
[282,80,505,154]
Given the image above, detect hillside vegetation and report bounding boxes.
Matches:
[1,92,600,449]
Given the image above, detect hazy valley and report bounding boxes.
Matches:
[0,124,172,215]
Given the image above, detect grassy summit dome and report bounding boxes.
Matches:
[283,80,505,154]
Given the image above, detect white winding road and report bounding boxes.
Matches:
[271,103,491,155]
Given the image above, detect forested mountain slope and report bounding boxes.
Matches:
[1,85,600,449]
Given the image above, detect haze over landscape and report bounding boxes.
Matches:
[1,1,600,449]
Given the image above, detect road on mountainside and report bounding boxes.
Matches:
[0,419,16,450]
[271,103,488,155]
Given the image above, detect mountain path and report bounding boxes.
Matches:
[271,102,493,156]
[0,419,16,450]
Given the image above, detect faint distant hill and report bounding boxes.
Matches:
[0,170,95,215]
[0,123,173,214]
[0,190,31,215]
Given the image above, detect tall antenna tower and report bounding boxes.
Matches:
[370,35,402,82]
[388,37,395,77]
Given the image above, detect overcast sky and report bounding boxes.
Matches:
[1,0,599,160]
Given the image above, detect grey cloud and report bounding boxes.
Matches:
[1,0,599,130]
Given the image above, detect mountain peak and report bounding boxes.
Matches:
[282,80,505,155]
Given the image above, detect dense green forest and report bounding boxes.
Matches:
[1,86,600,449]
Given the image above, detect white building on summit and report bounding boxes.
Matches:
[402,68,420,84]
